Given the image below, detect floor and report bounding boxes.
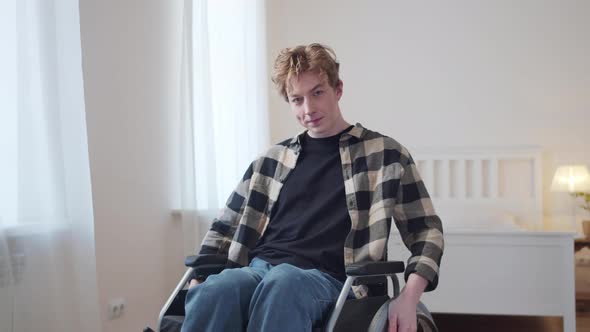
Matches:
[431,310,590,332]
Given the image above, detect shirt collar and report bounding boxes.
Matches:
[287,123,366,149]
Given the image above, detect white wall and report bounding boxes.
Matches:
[266,0,590,227]
[79,1,185,330]
[73,1,590,329]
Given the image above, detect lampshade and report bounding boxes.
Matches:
[550,165,590,192]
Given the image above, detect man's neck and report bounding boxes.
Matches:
[307,120,352,138]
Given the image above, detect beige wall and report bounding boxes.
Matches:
[266,0,590,221]
[79,1,185,330]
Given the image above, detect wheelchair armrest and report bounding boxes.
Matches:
[184,254,228,267]
[185,254,228,282]
[352,275,388,286]
[192,264,226,278]
[345,261,405,276]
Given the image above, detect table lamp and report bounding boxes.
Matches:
[551,165,590,236]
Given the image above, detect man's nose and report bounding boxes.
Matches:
[303,99,315,114]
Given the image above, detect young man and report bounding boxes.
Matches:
[181,44,444,332]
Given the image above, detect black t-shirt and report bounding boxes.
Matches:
[250,126,353,281]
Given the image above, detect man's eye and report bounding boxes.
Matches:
[291,97,302,103]
[313,90,323,96]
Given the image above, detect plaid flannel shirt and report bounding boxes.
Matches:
[199,123,444,297]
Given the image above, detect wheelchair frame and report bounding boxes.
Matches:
[151,255,437,332]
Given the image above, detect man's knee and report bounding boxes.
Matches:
[269,263,307,282]
[191,268,260,301]
[256,264,310,297]
[183,268,262,332]
[248,264,330,326]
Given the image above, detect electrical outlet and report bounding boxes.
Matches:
[108,298,126,320]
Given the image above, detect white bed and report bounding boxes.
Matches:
[388,146,576,331]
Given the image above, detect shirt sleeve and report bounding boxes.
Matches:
[198,161,255,255]
[392,152,444,292]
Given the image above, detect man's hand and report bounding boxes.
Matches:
[388,273,428,332]
[188,279,201,289]
[388,291,418,332]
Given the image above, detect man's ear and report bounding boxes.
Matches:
[335,80,343,99]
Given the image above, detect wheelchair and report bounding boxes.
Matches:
[144,254,438,332]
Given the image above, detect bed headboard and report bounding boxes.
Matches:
[410,146,543,231]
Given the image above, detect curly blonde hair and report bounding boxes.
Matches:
[271,43,340,101]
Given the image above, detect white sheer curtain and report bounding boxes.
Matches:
[0,0,101,331]
[179,0,270,254]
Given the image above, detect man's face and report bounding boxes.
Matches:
[286,71,344,138]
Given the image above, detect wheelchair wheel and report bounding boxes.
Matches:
[367,299,438,332]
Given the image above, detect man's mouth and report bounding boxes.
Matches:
[306,117,323,125]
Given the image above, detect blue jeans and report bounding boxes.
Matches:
[181,257,346,332]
